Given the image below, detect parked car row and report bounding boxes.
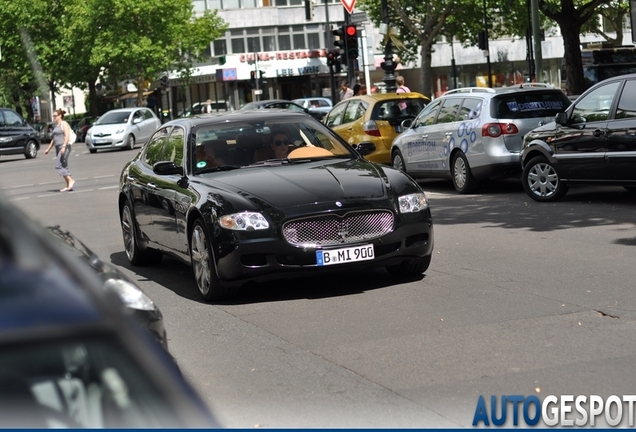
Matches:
[320,75,636,203]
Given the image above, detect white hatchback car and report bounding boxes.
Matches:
[391,85,572,193]
[85,108,161,153]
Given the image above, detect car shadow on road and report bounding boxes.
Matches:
[417,178,636,233]
[110,251,425,305]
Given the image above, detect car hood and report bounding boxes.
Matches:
[198,159,393,210]
[90,123,127,135]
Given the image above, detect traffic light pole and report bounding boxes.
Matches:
[325,0,336,103]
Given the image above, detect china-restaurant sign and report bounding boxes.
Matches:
[240,49,327,63]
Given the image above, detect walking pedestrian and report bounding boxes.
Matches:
[44,109,76,192]
[339,81,353,101]
[395,76,411,113]
[396,76,410,93]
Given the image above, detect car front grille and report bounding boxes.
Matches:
[282,210,394,247]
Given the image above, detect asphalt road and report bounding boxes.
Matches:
[2,145,636,427]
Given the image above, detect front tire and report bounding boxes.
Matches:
[522,156,568,202]
[451,152,478,193]
[125,134,135,150]
[392,149,407,173]
[386,255,431,277]
[121,200,162,265]
[190,219,232,302]
[24,140,38,159]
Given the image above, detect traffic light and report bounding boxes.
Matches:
[478,30,488,50]
[250,71,256,88]
[345,24,358,60]
[333,26,347,64]
[160,75,169,88]
[259,70,266,87]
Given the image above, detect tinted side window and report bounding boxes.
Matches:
[342,100,365,123]
[458,98,483,121]
[414,100,441,127]
[0,110,6,127]
[615,80,636,119]
[162,127,184,167]
[142,128,170,166]
[436,98,462,124]
[4,110,24,127]
[572,81,620,123]
[325,102,347,127]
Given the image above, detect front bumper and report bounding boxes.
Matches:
[214,210,434,286]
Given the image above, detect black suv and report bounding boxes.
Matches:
[0,108,40,159]
[521,73,636,202]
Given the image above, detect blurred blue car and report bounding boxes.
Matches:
[0,193,218,428]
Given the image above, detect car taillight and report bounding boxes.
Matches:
[482,123,519,138]
[362,120,381,137]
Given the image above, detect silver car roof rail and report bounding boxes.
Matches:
[444,87,496,95]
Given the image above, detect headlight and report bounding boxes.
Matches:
[398,193,428,213]
[104,278,156,311]
[0,137,12,143]
[219,212,269,231]
[115,128,125,135]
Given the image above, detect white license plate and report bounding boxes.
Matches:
[94,140,109,144]
[316,244,374,266]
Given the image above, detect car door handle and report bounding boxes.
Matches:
[592,129,605,138]
[126,175,135,182]
[147,183,157,190]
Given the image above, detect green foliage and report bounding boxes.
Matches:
[0,0,227,114]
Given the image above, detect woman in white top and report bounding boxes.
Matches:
[44,109,76,192]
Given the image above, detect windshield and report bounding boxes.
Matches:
[193,117,355,174]
[0,336,181,428]
[94,111,131,125]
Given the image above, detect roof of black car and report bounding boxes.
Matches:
[168,109,313,127]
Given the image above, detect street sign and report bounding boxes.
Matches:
[350,12,368,24]
[340,0,356,14]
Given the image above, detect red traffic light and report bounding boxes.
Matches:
[345,25,356,36]
[250,71,255,78]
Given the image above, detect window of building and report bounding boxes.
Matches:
[213,39,227,56]
[193,0,206,12]
[293,34,306,49]
[263,35,276,51]
[231,38,245,54]
[247,37,261,52]
[208,0,221,9]
[278,34,291,51]
[224,0,240,8]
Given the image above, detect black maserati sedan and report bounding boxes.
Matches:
[118,110,434,302]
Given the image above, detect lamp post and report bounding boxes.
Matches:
[482,0,492,88]
[380,0,396,92]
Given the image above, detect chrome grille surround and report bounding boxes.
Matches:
[282,210,394,247]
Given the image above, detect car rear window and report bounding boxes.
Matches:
[371,98,428,120]
[491,91,571,119]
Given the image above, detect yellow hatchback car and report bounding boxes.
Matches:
[324,93,430,164]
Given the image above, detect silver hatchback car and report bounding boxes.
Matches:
[85,108,161,153]
[391,85,572,193]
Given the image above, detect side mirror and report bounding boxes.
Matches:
[132,117,142,124]
[153,161,183,176]
[401,118,413,129]
[555,112,568,126]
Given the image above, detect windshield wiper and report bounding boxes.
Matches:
[197,165,241,174]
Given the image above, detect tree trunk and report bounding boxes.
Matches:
[420,42,433,97]
[561,23,587,96]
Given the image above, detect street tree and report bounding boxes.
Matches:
[583,0,629,46]
[359,0,528,96]
[539,0,615,95]
[88,0,227,107]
